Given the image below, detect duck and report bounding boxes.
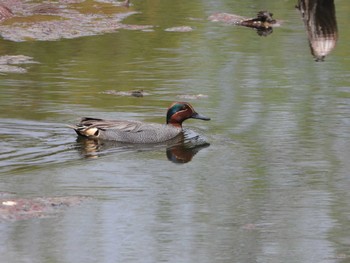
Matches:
[69,102,210,143]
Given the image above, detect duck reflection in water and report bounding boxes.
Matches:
[74,129,210,164]
[166,139,210,163]
[296,0,338,61]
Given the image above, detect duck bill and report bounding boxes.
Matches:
[191,112,211,121]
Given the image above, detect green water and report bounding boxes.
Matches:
[1,0,350,262]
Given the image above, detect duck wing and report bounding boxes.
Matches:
[72,117,145,135]
[70,117,180,143]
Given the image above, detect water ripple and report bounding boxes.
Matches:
[0,119,211,173]
[0,118,75,174]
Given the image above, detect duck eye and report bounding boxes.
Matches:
[181,104,189,110]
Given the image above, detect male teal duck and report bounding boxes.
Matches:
[70,102,210,143]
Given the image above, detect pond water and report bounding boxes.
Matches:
[1,0,350,262]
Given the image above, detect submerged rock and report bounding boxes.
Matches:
[0,196,89,221]
[101,89,149,97]
[177,94,208,100]
[0,55,37,64]
[164,26,193,32]
[0,55,38,73]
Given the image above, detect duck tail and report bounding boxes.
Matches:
[67,124,77,129]
[67,124,84,136]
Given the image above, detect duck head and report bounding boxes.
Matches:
[166,102,210,127]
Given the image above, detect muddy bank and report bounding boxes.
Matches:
[0,0,152,42]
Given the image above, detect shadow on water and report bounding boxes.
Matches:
[74,128,210,164]
[296,0,338,61]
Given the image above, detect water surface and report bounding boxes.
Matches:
[1,0,350,262]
